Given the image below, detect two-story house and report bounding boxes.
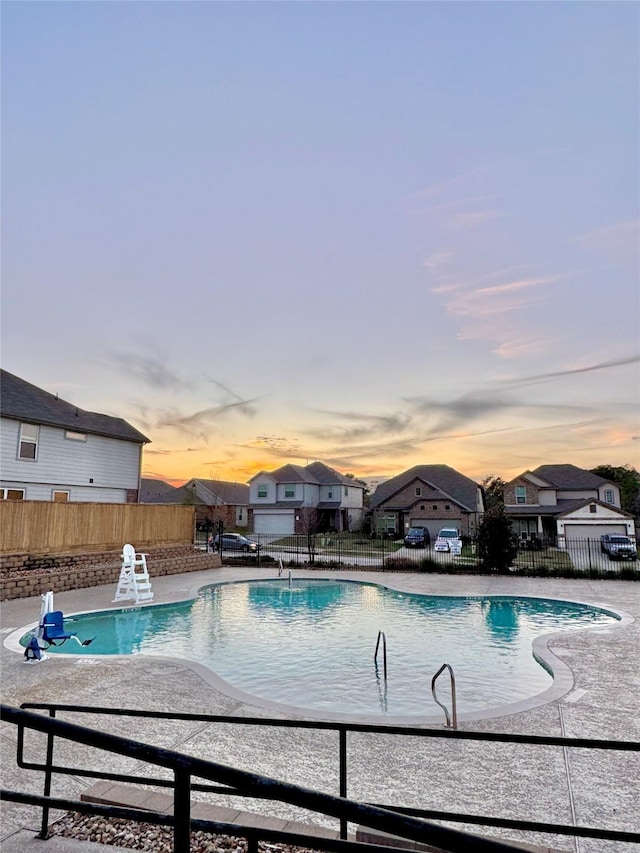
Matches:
[1,369,149,503]
[504,464,635,544]
[368,465,485,539]
[248,461,364,534]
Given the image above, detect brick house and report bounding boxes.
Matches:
[368,465,484,539]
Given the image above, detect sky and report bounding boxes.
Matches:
[2,1,639,488]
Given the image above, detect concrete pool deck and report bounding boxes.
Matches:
[1,567,639,852]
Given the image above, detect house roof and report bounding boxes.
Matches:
[306,461,359,487]
[504,498,586,517]
[1,369,149,444]
[369,465,480,512]
[504,498,632,518]
[140,478,181,503]
[527,464,611,490]
[251,461,364,488]
[188,479,250,506]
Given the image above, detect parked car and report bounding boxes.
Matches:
[600,534,637,561]
[404,527,431,548]
[434,527,461,553]
[213,533,260,553]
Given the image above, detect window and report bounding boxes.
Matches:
[52,491,69,502]
[327,489,333,499]
[604,489,614,504]
[420,504,425,510]
[515,485,527,504]
[415,487,422,497]
[284,486,295,498]
[19,423,39,460]
[432,505,438,510]
[344,486,349,496]
[238,508,243,520]
[589,504,597,514]
[445,504,450,511]
[257,485,268,498]
[65,430,87,442]
[1,488,25,500]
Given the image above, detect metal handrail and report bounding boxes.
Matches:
[4,702,640,849]
[431,663,457,730]
[2,704,522,853]
[374,630,387,680]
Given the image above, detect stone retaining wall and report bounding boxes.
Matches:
[0,545,222,601]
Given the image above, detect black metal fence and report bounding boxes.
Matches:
[2,703,639,852]
[194,531,639,579]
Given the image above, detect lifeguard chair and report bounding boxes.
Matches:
[113,544,154,604]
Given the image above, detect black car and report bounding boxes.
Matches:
[212,533,260,553]
[404,527,431,548]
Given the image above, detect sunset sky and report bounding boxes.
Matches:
[2,2,638,487]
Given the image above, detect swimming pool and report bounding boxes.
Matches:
[24,579,620,718]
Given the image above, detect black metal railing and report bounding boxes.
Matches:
[194,530,639,578]
[2,703,639,852]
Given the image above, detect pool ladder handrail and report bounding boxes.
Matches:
[374,631,387,680]
[431,663,457,730]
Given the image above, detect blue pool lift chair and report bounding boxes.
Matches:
[41,611,94,647]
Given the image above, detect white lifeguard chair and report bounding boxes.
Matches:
[113,544,154,604]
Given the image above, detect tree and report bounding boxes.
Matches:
[298,507,322,564]
[590,465,640,519]
[477,506,519,574]
[481,476,506,511]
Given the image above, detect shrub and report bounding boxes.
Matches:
[477,507,520,574]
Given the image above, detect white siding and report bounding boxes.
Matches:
[249,476,276,503]
[1,417,142,499]
[340,485,364,509]
[597,484,621,506]
[538,489,557,506]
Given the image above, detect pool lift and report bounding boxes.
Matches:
[24,591,95,663]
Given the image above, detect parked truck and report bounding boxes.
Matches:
[600,534,637,561]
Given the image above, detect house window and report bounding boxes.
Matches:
[432,505,438,510]
[420,504,425,510]
[415,487,422,497]
[327,489,333,499]
[65,431,87,442]
[257,485,268,498]
[238,508,243,520]
[1,488,25,500]
[589,504,597,513]
[284,486,295,498]
[604,489,614,504]
[445,504,450,510]
[515,485,527,504]
[19,423,39,460]
[344,486,349,496]
[52,491,69,502]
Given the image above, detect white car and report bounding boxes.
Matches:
[434,528,462,553]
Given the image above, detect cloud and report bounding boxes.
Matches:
[576,219,639,258]
[452,210,502,229]
[503,354,640,389]
[108,352,186,391]
[422,249,454,271]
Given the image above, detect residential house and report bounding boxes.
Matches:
[504,464,635,544]
[140,477,250,530]
[249,461,365,534]
[0,369,149,503]
[368,465,484,539]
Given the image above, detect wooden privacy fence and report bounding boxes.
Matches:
[0,501,195,554]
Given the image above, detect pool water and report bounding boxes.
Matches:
[26,579,619,717]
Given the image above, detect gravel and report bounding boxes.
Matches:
[52,813,320,853]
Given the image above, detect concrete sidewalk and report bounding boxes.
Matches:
[2,568,639,852]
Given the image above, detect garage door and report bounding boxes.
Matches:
[254,512,295,535]
[410,519,441,538]
[564,523,626,541]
